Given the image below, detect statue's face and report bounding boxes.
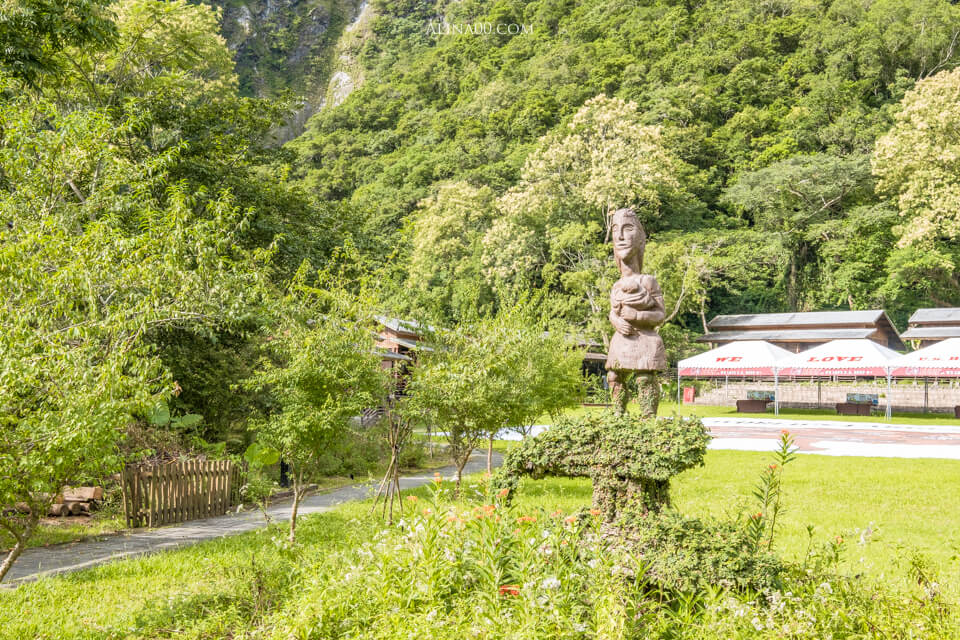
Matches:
[611,212,643,262]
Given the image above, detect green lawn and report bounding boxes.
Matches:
[2,451,959,638]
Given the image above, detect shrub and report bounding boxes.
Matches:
[616,509,783,593]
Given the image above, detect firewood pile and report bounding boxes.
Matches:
[6,487,104,518]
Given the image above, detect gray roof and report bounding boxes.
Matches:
[908,308,960,325]
[707,310,885,329]
[375,315,434,337]
[902,326,960,339]
[697,328,878,343]
[392,336,433,352]
[379,350,412,362]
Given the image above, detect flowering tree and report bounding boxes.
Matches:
[405,181,497,319]
[874,68,960,247]
[481,95,697,342]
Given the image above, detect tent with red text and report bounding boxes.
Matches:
[677,341,793,377]
[777,339,902,418]
[777,339,901,377]
[890,338,960,377]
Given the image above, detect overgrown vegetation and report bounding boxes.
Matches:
[2,453,959,638]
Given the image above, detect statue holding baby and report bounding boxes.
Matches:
[605,207,666,416]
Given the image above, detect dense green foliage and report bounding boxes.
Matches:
[404,303,584,485]
[0,0,352,574]
[2,461,959,638]
[287,0,960,338]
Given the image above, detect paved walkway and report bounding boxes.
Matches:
[4,451,500,586]
[703,417,960,459]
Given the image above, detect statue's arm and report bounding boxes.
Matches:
[627,277,665,329]
[609,296,635,336]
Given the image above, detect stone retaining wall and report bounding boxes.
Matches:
[687,380,960,413]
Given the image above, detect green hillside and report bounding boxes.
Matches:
[275,0,960,349]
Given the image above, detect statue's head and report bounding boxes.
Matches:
[610,207,645,272]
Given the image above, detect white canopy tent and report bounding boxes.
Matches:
[890,337,960,378]
[777,339,902,418]
[889,338,960,412]
[677,341,793,414]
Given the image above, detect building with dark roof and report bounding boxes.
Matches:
[697,310,904,353]
[902,308,960,347]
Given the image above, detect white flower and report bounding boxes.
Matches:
[540,576,561,590]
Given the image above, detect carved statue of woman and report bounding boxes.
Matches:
[605,207,666,415]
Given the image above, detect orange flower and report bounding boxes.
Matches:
[517,515,537,524]
[433,473,443,484]
[498,585,521,597]
[769,464,778,470]
[484,504,496,514]
[422,508,432,516]
[589,509,601,517]
[835,535,844,544]
[564,515,577,525]
[551,509,563,518]
[750,512,763,520]
[497,487,510,498]
[406,495,418,503]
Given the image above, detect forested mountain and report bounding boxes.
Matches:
[228,0,960,352]
[4,0,960,457]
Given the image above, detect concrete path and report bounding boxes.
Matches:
[703,417,960,459]
[4,451,500,586]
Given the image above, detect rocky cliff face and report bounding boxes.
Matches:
[205,0,367,140]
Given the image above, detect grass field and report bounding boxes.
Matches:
[1,450,958,639]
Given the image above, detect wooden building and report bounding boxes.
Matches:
[902,308,960,348]
[697,310,905,353]
[375,315,431,363]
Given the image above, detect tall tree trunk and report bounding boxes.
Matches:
[455,455,470,499]
[0,517,36,584]
[288,471,303,544]
[486,433,494,475]
[788,252,799,311]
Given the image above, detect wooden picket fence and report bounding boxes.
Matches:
[121,460,243,528]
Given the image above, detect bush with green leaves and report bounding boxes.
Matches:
[403,303,584,488]
[495,410,710,519]
[616,510,783,593]
[244,269,388,543]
